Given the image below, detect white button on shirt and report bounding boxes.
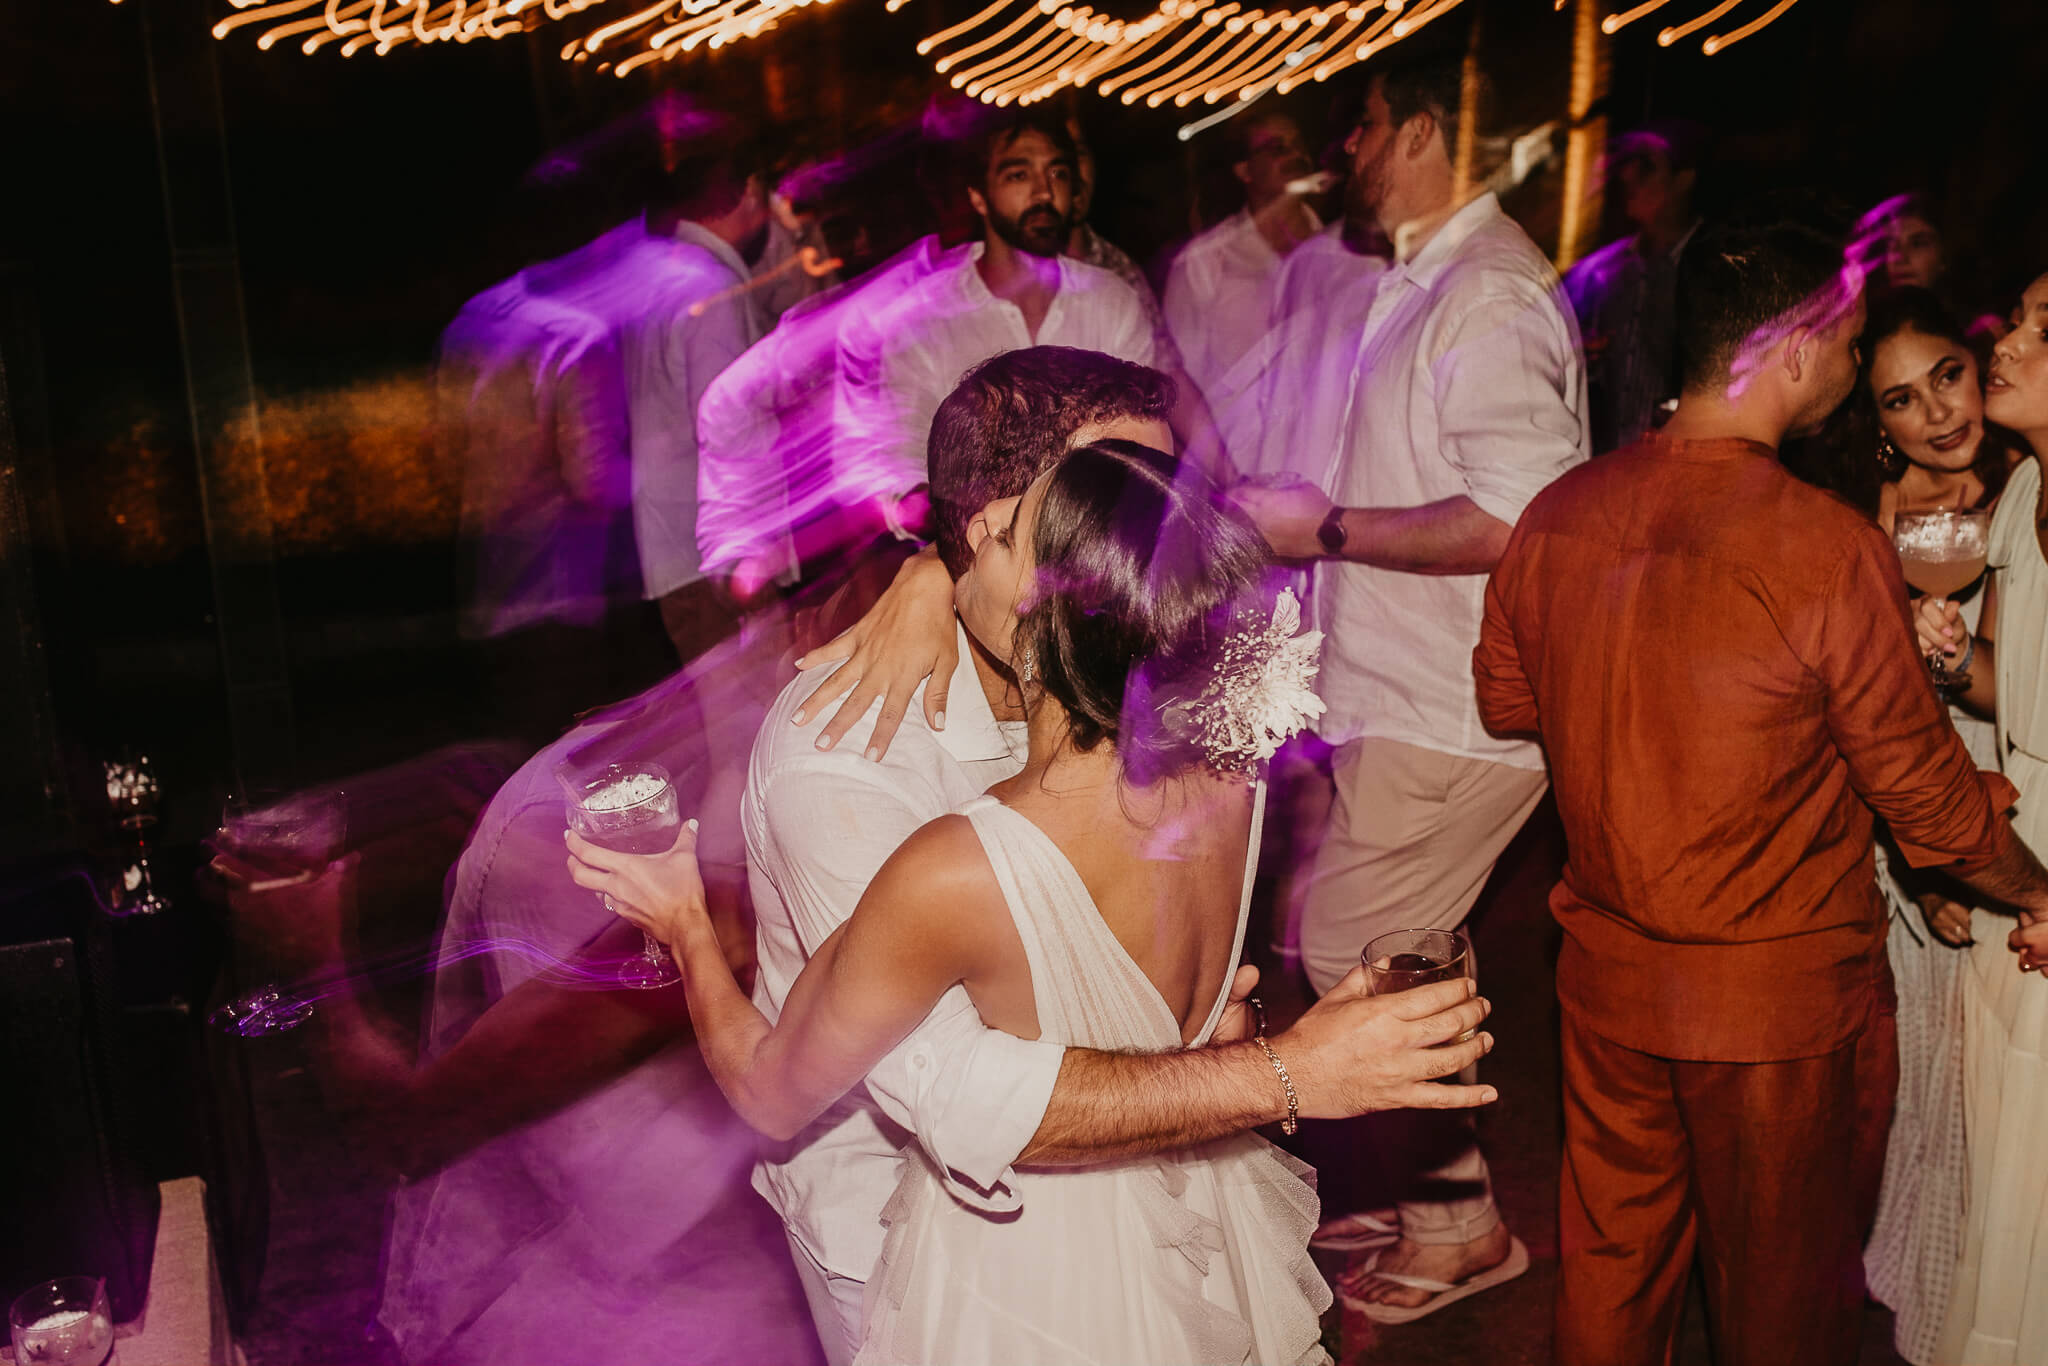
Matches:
[1236,194,1588,768]
[746,625,1064,1282]
[833,243,1158,502]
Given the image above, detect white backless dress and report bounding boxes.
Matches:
[854,792,1333,1366]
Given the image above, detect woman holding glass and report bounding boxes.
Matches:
[1789,285,2020,1364]
[1916,271,2048,1362]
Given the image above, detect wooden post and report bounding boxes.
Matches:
[1555,0,1609,271]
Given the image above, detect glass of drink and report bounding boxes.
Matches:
[10,1277,113,1366]
[1893,508,1991,689]
[559,761,684,990]
[1364,928,1474,1045]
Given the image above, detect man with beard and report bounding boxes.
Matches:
[1227,51,1588,1324]
[833,111,1157,528]
[1163,111,1324,400]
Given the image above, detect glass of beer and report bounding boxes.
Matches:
[1892,508,1991,689]
[1364,929,1474,1045]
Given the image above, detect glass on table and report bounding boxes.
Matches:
[1363,928,1475,1044]
[10,1277,113,1366]
[557,760,684,990]
[1892,508,1991,690]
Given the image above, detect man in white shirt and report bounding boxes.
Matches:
[698,236,966,606]
[755,345,1502,1363]
[1163,112,1323,400]
[1231,53,1589,1321]
[620,136,772,667]
[833,111,1157,517]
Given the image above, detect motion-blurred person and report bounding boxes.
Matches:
[698,146,957,607]
[515,106,773,672]
[1874,192,1947,294]
[623,119,772,667]
[834,110,1158,525]
[1228,50,1587,1322]
[1784,286,2019,1365]
[1916,270,2048,1364]
[1479,202,2048,1366]
[443,242,633,747]
[360,637,821,1366]
[1162,111,1322,400]
[1563,121,1707,455]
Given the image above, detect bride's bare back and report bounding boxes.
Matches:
[956,763,1256,1048]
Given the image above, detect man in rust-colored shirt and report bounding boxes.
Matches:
[1476,203,2048,1366]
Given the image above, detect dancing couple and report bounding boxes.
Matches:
[567,346,1498,1364]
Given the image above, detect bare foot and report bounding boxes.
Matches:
[1338,1224,1513,1310]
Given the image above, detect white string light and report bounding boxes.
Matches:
[168,0,1824,99]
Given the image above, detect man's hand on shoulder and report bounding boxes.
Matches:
[1275,970,1496,1115]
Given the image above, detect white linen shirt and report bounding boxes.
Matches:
[622,221,763,600]
[746,625,1064,1281]
[1162,206,1319,401]
[1293,193,1587,768]
[833,243,1157,501]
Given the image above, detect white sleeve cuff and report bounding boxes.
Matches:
[864,1003,1064,1211]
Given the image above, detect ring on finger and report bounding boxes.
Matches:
[603,892,617,913]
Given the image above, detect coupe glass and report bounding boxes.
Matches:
[559,761,684,989]
[1892,508,1990,689]
[1364,928,1475,1045]
[10,1277,113,1366]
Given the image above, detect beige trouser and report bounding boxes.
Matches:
[1302,736,1548,1246]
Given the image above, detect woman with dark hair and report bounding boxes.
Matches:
[1793,286,2017,524]
[565,441,1393,1364]
[1916,270,2048,1363]
[1790,286,2020,1365]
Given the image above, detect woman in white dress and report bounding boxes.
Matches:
[1790,287,2021,1364]
[569,440,1489,1364]
[1918,271,2048,1363]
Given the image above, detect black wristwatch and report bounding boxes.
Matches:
[1315,504,1348,557]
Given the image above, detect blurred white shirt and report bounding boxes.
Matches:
[1162,205,1319,401]
[1241,193,1588,769]
[443,276,630,640]
[833,243,1158,501]
[745,626,1064,1282]
[697,237,964,580]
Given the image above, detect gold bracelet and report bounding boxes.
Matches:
[1253,1035,1299,1136]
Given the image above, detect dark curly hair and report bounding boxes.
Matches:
[1012,439,1278,785]
[1786,287,2015,517]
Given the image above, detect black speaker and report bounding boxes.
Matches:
[0,867,160,1322]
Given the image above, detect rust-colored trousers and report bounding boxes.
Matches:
[1555,999,1898,1366]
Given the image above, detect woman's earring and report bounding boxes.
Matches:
[1019,648,1036,685]
[1876,433,1903,471]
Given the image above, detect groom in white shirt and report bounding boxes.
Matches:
[745,345,1499,1361]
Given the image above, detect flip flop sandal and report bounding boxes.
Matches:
[1309,1210,1402,1253]
[1337,1236,1531,1326]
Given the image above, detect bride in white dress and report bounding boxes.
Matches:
[575,439,1346,1364]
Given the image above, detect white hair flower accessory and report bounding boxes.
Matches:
[1188,588,1326,773]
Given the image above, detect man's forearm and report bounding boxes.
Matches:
[1334,495,1512,575]
[1018,1043,1286,1165]
[1957,823,2048,918]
